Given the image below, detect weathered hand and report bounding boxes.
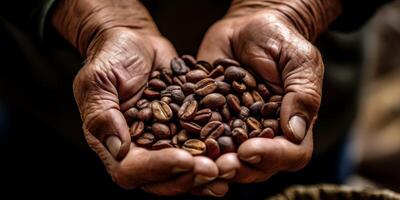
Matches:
[198,0,341,183]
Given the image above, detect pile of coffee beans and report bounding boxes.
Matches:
[123,55,281,159]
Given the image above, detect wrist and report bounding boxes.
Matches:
[52,0,159,57]
[227,0,342,41]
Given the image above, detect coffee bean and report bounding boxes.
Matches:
[218,136,236,154]
[173,76,185,87]
[178,99,198,121]
[209,111,222,122]
[130,121,145,138]
[160,69,173,85]
[259,128,274,138]
[169,103,180,115]
[232,119,247,131]
[261,102,280,118]
[216,81,231,95]
[208,65,225,78]
[177,129,189,144]
[183,93,197,103]
[246,117,262,131]
[169,123,178,136]
[182,139,206,156]
[160,96,172,104]
[171,57,190,75]
[257,83,270,100]
[249,129,261,138]
[181,55,197,68]
[215,75,225,82]
[172,135,179,147]
[241,92,255,107]
[213,58,240,68]
[200,93,226,110]
[193,108,212,125]
[136,99,150,109]
[145,125,152,132]
[223,123,232,136]
[197,60,214,72]
[194,64,210,74]
[151,70,161,79]
[262,119,279,133]
[195,78,217,96]
[251,90,264,103]
[205,138,220,159]
[152,122,171,139]
[143,88,160,99]
[225,66,245,82]
[200,121,224,139]
[232,81,247,93]
[226,94,241,113]
[186,69,208,83]
[180,121,202,134]
[221,104,231,121]
[152,139,174,150]
[137,107,153,122]
[161,85,185,104]
[151,101,173,122]
[269,95,282,103]
[242,70,257,88]
[249,101,263,116]
[232,128,248,144]
[239,106,250,119]
[148,78,167,91]
[136,133,155,148]
[124,107,138,122]
[182,82,196,96]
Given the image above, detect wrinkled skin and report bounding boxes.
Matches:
[198,9,323,183]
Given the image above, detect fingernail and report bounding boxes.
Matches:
[105,136,121,158]
[202,188,225,197]
[219,170,236,179]
[289,115,307,141]
[240,155,261,164]
[194,175,216,186]
[172,167,191,174]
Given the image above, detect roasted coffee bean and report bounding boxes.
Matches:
[232,119,247,131]
[152,139,174,150]
[143,88,160,99]
[239,106,250,119]
[124,107,138,122]
[169,123,178,136]
[160,69,173,85]
[208,65,224,78]
[172,135,179,147]
[183,93,197,103]
[218,136,236,154]
[213,58,240,68]
[261,102,280,117]
[223,123,232,136]
[161,85,185,104]
[232,81,247,93]
[136,99,150,109]
[200,93,226,110]
[232,128,248,144]
[195,78,217,96]
[136,133,155,148]
[180,121,202,134]
[251,90,264,103]
[137,107,153,122]
[171,57,190,75]
[151,101,173,122]
[259,128,274,138]
[224,66,245,82]
[182,139,206,156]
[177,129,189,144]
[178,99,198,121]
[145,125,152,132]
[160,96,172,104]
[246,117,262,131]
[215,75,225,82]
[186,69,208,83]
[241,92,255,107]
[193,108,212,125]
[249,101,263,116]
[173,76,185,87]
[130,121,145,138]
[205,138,220,159]
[257,83,270,99]
[182,82,196,96]
[262,119,279,133]
[221,104,231,121]
[151,70,161,79]
[269,95,282,103]
[181,55,197,68]
[152,122,171,139]
[249,129,261,138]
[200,121,224,139]
[194,64,210,74]
[209,112,222,122]
[197,60,214,71]
[148,79,167,91]
[242,70,257,88]
[216,81,231,95]
[169,103,180,115]
[226,94,241,113]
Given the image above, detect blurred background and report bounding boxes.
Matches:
[0,0,399,198]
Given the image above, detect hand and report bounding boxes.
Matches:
[52,0,227,196]
[198,0,341,183]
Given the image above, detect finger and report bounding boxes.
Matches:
[141,156,218,196]
[191,181,229,197]
[150,36,179,70]
[197,22,233,62]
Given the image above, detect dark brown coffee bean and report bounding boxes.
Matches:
[148,78,167,91]
[195,78,217,96]
[197,60,214,71]
[169,123,177,136]
[209,112,222,122]
[200,93,226,110]
[169,103,180,115]
[218,136,236,154]
[161,69,173,85]
[182,82,196,96]
[151,101,173,122]
[130,121,145,138]
[152,122,171,139]
[205,138,220,159]
[257,83,270,100]
[262,119,279,133]
[232,81,247,93]
[232,128,248,144]
[171,57,190,75]
[183,93,197,103]
[178,100,198,121]
[241,92,255,107]
[173,76,185,87]
[216,81,231,95]
[143,88,160,99]
[181,55,197,68]
[172,135,179,147]
[221,104,231,121]
[160,96,172,104]
[136,133,155,148]
[180,121,202,134]
[193,108,212,125]
[177,129,189,144]
[161,85,185,104]
[124,107,138,122]
[145,125,152,132]
[208,65,225,78]
[182,139,206,156]
[249,101,263,116]
[246,117,262,131]
[259,128,274,138]
[213,58,240,68]
[200,121,224,139]
[194,64,210,74]
[249,129,261,138]
[152,139,174,150]
[136,99,150,109]
[261,102,280,118]
[186,69,208,83]
[251,90,264,103]
[223,123,232,136]
[242,70,257,88]
[239,106,250,119]
[225,66,246,82]
[137,107,153,122]
[269,95,282,103]
[215,75,225,82]
[151,70,161,79]
[227,94,241,113]
[232,119,247,131]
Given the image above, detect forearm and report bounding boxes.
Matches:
[227,0,342,41]
[52,0,158,56]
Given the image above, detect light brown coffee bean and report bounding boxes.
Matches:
[183,93,197,103]
[195,78,217,96]
[242,70,257,88]
[148,78,167,91]
[241,92,254,107]
[152,139,174,150]
[224,66,246,82]
[259,128,274,138]
[193,108,212,125]
[186,69,208,83]
[152,122,171,139]
[208,65,225,78]
[178,99,198,121]
[151,101,173,122]
[172,135,179,148]
[182,139,206,156]
[216,81,231,95]
[205,138,220,160]
[180,121,202,134]
[226,94,241,113]
[246,117,262,131]
[130,121,145,138]
[218,136,236,154]
[169,123,177,136]
[177,129,189,144]
[143,88,160,99]
[182,82,196,96]
[232,128,248,144]
[136,133,155,148]
[209,112,222,122]
[232,81,247,93]
[251,90,264,103]
[200,93,226,110]
[269,95,282,103]
[213,58,240,68]
[160,96,172,104]
[137,107,153,122]
[200,121,224,139]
